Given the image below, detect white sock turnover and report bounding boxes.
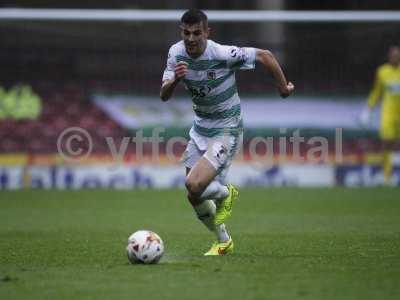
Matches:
[193,200,230,242]
[199,180,229,201]
[215,223,230,243]
[194,200,216,232]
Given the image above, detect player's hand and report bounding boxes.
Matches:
[279,82,295,98]
[174,61,189,81]
[359,106,372,128]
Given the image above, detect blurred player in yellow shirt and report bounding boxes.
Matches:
[361,46,400,185]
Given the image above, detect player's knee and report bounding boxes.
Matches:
[185,178,203,196]
[186,191,201,206]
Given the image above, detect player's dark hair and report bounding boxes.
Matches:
[181,9,208,29]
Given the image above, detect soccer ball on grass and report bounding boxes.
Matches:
[126,230,164,264]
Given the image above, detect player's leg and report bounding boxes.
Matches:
[186,137,240,222]
[202,181,236,256]
[186,166,230,244]
[380,116,398,185]
[382,141,393,185]
[204,135,241,226]
[183,137,239,255]
[185,157,219,205]
[197,179,230,202]
[200,134,242,256]
[182,141,228,242]
[185,167,216,231]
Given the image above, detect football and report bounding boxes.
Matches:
[126,230,164,264]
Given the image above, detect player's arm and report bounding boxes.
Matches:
[255,49,294,98]
[367,69,383,108]
[160,62,188,102]
[360,68,383,126]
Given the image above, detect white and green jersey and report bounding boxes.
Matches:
[162,39,256,147]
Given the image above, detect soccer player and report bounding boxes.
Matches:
[160,9,294,255]
[360,46,400,185]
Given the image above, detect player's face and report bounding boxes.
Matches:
[181,22,209,58]
[388,47,400,66]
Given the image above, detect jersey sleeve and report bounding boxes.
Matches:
[162,46,177,82]
[216,44,256,70]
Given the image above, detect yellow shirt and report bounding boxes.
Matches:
[368,63,400,118]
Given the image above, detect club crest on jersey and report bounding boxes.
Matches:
[207,70,216,80]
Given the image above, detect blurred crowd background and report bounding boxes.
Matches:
[0,1,399,188]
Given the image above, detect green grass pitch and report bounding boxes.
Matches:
[0,188,399,300]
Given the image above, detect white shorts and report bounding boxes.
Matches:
[181,129,243,183]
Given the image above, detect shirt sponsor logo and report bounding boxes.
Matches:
[207,70,216,80]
